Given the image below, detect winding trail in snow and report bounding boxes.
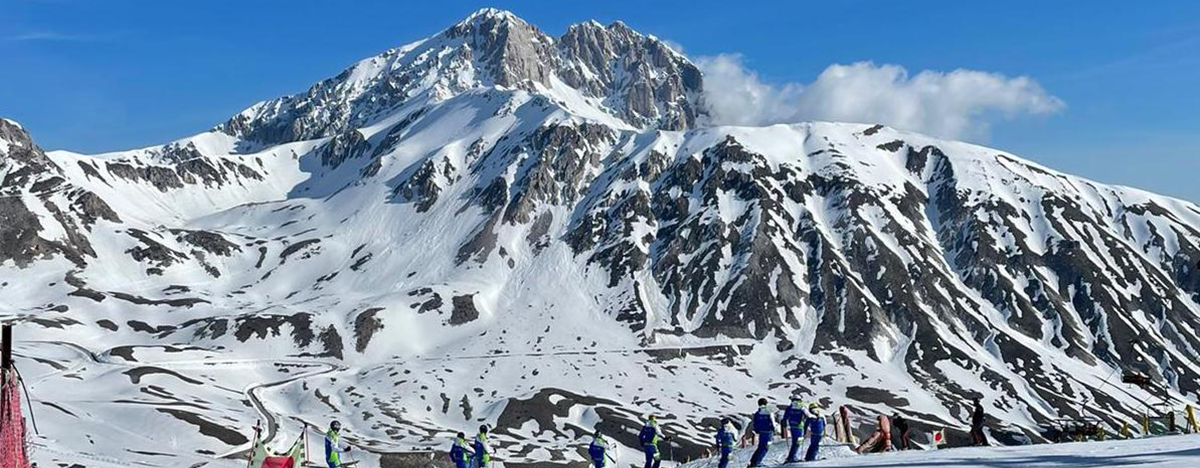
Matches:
[19,338,755,467]
[20,341,341,462]
[242,361,340,451]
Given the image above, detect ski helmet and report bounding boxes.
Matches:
[330,420,342,431]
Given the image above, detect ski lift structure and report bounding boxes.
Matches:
[1040,334,1189,442]
[1120,370,1185,434]
[1116,333,1188,435]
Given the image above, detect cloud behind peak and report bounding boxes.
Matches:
[696,55,1064,140]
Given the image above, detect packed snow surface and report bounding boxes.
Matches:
[683,435,1200,468]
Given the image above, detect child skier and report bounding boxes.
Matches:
[474,425,492,468]
[782,396,807,463]
[805,404,826,462]
[449,432,474,468]
[716,418,736,468]
[748,398,775,468]
[639,415,665,468]
[589,430,615,468]
[324,421,352,468]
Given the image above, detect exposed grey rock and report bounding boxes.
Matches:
[449,294,479,325]
[174,229,241,257]
[354,307,385,352]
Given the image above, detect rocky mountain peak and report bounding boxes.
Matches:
[557,18,703,130]
[217,10,705,145]
[1,118,58,178]
[1,118,33,157]
[444,8,556,89]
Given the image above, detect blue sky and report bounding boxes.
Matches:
[2,1,1198,201]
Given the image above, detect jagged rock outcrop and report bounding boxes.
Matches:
[217,8,705,146]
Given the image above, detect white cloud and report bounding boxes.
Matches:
[695,55,1064,140]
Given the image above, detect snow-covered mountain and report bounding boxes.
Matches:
[4,8,1200,468]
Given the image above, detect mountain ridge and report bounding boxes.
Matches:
[3,8,1200,468]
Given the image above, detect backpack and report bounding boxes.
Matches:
[588,441,606,460]
[638,425,656,446]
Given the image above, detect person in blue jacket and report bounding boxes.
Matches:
[324,420,351,468]
[782,396,807,463]
[473,425,493,468]
[805,404,826,462]
[588,430,615,468]
[715,418,736,468]
[449,432,473,468]
[748,398,775,468]
[638,415,665,468]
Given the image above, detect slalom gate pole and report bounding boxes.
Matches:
[247,423,260,468]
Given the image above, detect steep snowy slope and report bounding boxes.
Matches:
[3,8,1200,468]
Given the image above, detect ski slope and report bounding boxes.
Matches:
[681,435,1200,468]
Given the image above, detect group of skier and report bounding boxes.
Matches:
[742,396,827,467]
[448,425,494,468]
[324,420,493,468]
[609,396,828,468]
[405,394,989,468]
[434,393,983,468]
[428,396,828,468]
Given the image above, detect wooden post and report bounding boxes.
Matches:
[1,324,12,371]
[1,324,11,392]
[0,324,9,417]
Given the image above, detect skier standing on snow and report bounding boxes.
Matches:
[639,415,666,468]
[588,430,615,468]
[449,432,474,468]
[782,396,807,463]
[474,425,493,468]
[715,418,737,468]
[748,398,775,468]
[891,413,910,450]
[970,398,988,446]
[805,404,826,462]
[324,421,352,468]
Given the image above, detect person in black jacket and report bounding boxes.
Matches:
[891,413,910,450]
[969,398,988,446]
